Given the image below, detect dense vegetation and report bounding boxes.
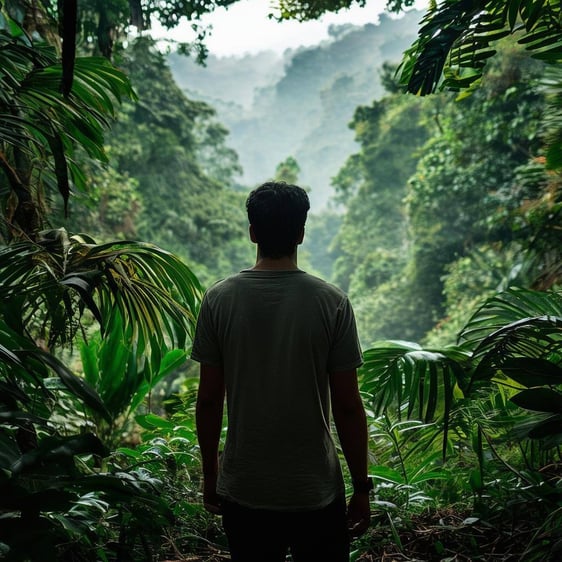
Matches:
[169,10,422,208]
[0,0,560,561]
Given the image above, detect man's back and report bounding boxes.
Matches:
[192,269,362,510]
[193,182,370,561]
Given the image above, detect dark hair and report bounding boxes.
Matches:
[246,181,310,258]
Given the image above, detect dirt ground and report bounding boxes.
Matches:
[159,506,561,561]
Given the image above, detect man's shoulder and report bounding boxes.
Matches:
[298,270,341,290]
[205,270,348,301]
[204,273,242,296]
[298,272,348,300]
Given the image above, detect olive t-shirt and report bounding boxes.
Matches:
[191,269,363,510]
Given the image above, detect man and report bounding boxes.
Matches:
[191,181,371,561]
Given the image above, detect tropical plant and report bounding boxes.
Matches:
[114,386,230,559]
[0,317,178,561]
[399,0,562,95]
[0,13,205,555]
[105,37,251,284]
[0,25,136,238]
[359,287,562,555]
[361,287,562,451]
[0,228,202,350]
[80,329,188,444]
[0,231,203,559]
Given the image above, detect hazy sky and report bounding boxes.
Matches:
[152,0,426,57]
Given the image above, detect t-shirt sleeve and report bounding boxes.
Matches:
[327,296,363,373]
[190,292,222,367]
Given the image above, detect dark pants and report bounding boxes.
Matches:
[221,497,350,562]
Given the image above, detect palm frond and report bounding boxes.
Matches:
[400,0,562,94]
[360,288,562,459]
[361,340,471,459]
[0,229,203,352]
[0,30,136,220]
[459,287,562,345]
[361,341,471,417]
[0,318,110,420]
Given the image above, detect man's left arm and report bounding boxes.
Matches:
[196,363,225,514]
[330,369,371,537]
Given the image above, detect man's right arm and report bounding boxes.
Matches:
[330,369,371,536]
[196,363,225,514]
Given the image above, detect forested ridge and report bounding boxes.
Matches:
[169,10,422,208]
[0,1,560,561]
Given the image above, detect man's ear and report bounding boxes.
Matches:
[297,227,305,245]
[249,224,258,243]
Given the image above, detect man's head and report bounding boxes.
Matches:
[246,181,310,259]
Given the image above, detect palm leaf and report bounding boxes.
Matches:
[360,288,561,459]
[459,287,562,348]
[361,341,471,460]
[361,341,471,417]
[1,30,135,215]
[400,0,562,94]
[0,229,203,351]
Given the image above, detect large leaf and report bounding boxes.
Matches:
[459,287,562,349]
[0,29,136,218]
[0,229,203,351]
[11,433,109,476]
[361,341,470,420]
[24,349,111,422]
[361,341,471,460]
[400,0,562,94]
[511,388,562,413]
[501,357,562,387]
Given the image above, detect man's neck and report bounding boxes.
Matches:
[250,253,299,271]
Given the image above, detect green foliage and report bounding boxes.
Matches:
[301,210,343,280]
[80,327,188,444]
[106,38,252,284]
[361,287,562,447]
[399,0,562,95]
[333,94,430,290]
[2,1,561,558]
[0,229,203,557]
[274,0,417,20]
[360,287,562,556]
[542,66,562,170]
[0,26,136,237]
[424,244,526,347]
[403,41,547,335]
[274,156,301,184]
[61,160,143,240]
[170,12,422,209]
[0,318,177,561]
[331,88,431,343]
[0,228,203,350]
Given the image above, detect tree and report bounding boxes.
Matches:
[407,40,547,329]
[330,88,431,342]
[106,37,251,283]
[359,286,562,559]
[274,0,417,20]
[0,6,207,559]
[274,156,301,184]
[0,26,135,239]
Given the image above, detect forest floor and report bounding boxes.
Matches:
[160,506,555,561]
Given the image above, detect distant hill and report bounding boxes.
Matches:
[169,10,422,208]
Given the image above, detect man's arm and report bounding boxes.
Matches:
[330,369,371,536]
[196,363,225,514]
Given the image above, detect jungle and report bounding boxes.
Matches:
[0,0,560,560]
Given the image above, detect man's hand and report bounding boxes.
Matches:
[203,473,223,515]
[347,492,371,537]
